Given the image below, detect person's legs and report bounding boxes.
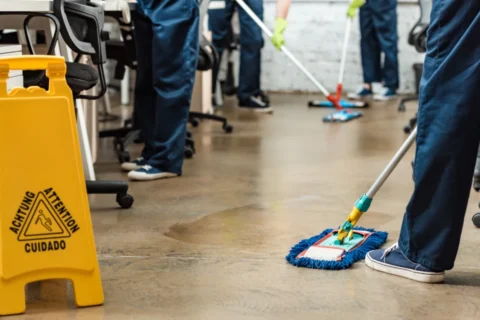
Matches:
[371,0,399,100]
[208,1,235,95]
[128,0,200,180]
[367,0,480,281]
[348,2,381,100]
[237,0,271,111]
[122,10,154,171]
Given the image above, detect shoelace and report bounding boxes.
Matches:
[141,165,152,170]
[136,157,144,162]
[380,242,399,260]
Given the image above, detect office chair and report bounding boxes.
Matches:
[22,0,134,209]
[188,1,233,134]
[398,0,430,116]
[189,33,233,133]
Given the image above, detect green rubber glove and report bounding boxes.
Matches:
[347,0,366,18]
[271,17,287,50]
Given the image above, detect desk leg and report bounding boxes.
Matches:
[60,43,97,181]
[76,99,96,181]
[121,67,130,105]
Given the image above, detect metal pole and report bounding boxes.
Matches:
[366,126,417,198]
[338,18,352,85]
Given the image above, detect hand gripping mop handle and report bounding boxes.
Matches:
[337,127,418,243]
[234,0,341,109]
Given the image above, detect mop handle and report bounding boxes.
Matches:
[235,0,331,97]
[366,126,418,198]
[338,18,352,85]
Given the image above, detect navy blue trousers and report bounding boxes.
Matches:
[208,0,264,101]
[399,0,480,271]
[359,0,399,90]
[133,0,199,175]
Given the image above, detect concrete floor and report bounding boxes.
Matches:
[18,94,480,319]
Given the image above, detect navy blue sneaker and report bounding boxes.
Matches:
[121,157,148,172]
[348,87,373,100]
[128,165,178,181]
[239,96,273,113]
[374,87,397,101]
[366,243,445,283]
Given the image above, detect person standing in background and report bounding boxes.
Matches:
[348,0,400,101]
[209,0,272,113]
[120,0,199,181]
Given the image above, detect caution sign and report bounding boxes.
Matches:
[9,188,80,254]
[0,56,104,316]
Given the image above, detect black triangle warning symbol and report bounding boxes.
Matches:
[18,192,71,241]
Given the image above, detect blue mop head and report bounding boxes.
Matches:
[309,99,369,109]
[323,110,363,123]
[285,227,388,270]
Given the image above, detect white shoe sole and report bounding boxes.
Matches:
[347,94,372,101]
[254,107,274,114]
[128,171,178,181]
[365,253,445,283]
[239,106,274,114]
[373,95,397,101]
[121,163,143,172]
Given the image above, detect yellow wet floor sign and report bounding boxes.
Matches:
[0,56,103,315]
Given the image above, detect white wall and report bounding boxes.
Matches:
[259,1,425,94]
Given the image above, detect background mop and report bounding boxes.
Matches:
[286,127,418,270]
[308,18,369,109]
[234,0,362,123]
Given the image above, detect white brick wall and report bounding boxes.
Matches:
[260,2,425,94]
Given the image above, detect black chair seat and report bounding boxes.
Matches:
[24,62,98,95]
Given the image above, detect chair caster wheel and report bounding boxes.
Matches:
[473,213,480,228]
[398,103,406,112]
[473,179,480,192]
[118,151,130,164]
[117,193,134,209]
[186,131,193,138]
[223,124,233,133]
[184,147,194,159]
[191,118,199,127]
[403,126,411,134]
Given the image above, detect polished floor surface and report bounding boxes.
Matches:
[18,94,480,319]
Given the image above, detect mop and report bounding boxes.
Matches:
[234,0,363,123]
[308,18,369,109]
[286,127,417,270]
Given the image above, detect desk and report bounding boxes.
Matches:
[0,0,136,181]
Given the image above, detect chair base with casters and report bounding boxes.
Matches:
[86,180,133,209]
[21,0,135,209]
[403,113,417,134]
[398,95,418,112]
[189,111,233,133]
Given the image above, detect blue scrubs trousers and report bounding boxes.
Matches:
[208,0,264,101]
[398,0,480,271]
[359,0,399,90]
[133,0,199,175]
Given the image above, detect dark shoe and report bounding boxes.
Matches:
[239,96,273,113]
[366,243,445,283]
[374,87,397,101]
[121,157,148,172]
[128,165,178,181]
[348,86,373,100]
[258,91,270,104]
